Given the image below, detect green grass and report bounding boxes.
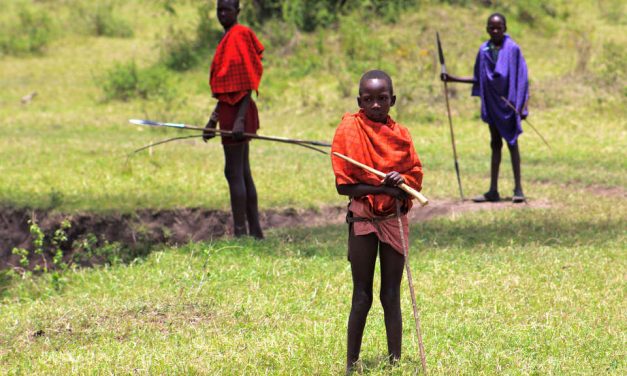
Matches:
[0,1,624,212]
[1,192,625,374]
[0,1,626,374]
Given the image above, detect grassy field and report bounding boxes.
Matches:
[1,193,625,374]
[0,0,625,374]
[0,1,624,212]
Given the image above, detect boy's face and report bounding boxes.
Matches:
[486,16,506,45]
[357,78,396,123]
[217,0,239,30]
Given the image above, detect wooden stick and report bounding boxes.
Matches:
[500,96,551,149]
[332,152,429,206]
[396,200,428,375]
[437,32,465,201]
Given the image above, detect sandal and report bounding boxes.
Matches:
[512,190,526,203]
[472,191,500,203]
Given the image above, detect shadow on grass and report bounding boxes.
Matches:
[206,208,624,260]
[414,209,624,250]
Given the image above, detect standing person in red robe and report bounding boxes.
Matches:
[203,0,264,238]
[331,70,424,373]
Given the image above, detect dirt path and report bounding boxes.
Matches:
[1,198,552,270]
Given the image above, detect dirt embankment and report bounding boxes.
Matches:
[1,199,550,270]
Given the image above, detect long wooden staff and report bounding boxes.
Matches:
[332,152,429,206]
[396,200,428,375]
[436,32,465,201]
[499,97,551,149]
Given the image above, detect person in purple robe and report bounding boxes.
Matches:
[441,13,529,203]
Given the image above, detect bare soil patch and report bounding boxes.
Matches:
[0,198,550,270]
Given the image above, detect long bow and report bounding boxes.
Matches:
[128,119,331,156]
[437,32,465,201]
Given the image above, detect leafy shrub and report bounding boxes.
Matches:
[76,2,133,38]
[242,0,417,31]
[0,7,54,56]
[99,61,177,102]
[160,28,202,71]
[595,41,626,88]
[158,3,222,72]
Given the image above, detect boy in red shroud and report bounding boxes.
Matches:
[203,0,264,238]
[331,70,424,372]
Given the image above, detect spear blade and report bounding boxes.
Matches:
[436,31,447,74]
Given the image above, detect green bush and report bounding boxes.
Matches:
[99,61,177,102]
[77,2,133,38]
[160,28,201,71]
[596,41,626,88]
[158,3,222,72]
[0,7,54,56]
[242,0,417,31]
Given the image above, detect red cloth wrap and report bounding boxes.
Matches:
[331,111,423,255]
[210,24,264,97]
[217,99,259,145]
[348,200,409,256]
[331,110,423,215]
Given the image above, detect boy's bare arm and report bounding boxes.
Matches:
[202,104,220,142]
[337,183,406,200]
[441,73,476,84]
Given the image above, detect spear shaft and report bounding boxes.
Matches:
[129,119,331,147]
[436,32,464,201]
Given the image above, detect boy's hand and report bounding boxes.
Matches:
[383,186,407,200]
[382,171,405,187]
[232,117,245,141]
[202,112,219,142]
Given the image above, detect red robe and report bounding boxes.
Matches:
[210,24,264,103]
[331,110,423,254]
[209,24,264,144]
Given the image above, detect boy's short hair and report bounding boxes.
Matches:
[487,12,507,27]
[359,70,394,95]
[219,0,240,8]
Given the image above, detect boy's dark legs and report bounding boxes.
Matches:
[347,231,378,371]
[489,122,503,195]
[241,143,264,238]
[507,141,524,199]
[474,123,502,202]
[223,143,250,237]
[379,242,405,363]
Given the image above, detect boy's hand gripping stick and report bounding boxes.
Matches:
[332,152,429,206]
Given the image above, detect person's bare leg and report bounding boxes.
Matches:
[346,231,378,372]
[223,143,248,237]
[379,242,405,363]
[507,141,524,201]
[473,123,502,202]
[241,143,263,238]
[489,122,503,195]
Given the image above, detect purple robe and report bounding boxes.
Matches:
[472,35,529,145]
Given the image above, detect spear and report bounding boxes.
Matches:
[128,119,331,155]
[436,32,464,201]
[499,97,551,149]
